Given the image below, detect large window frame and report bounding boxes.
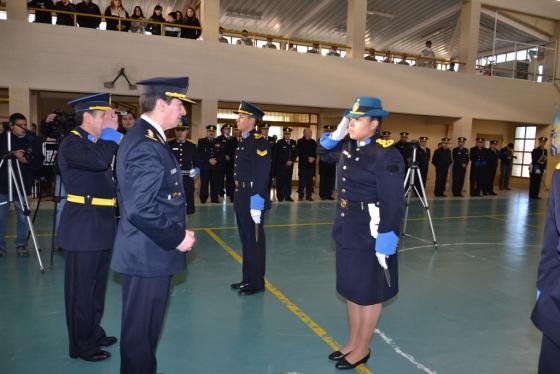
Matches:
[512,126,537,178]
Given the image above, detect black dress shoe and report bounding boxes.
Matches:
[328,351,350,361]
[335,351,370,370]
[73,350,112,362]
[286,197,294,202]
[306,197,314,201]
[489,192,498,196]
[99,336,117,347]
[230,282,249,290]
[238,287,264,296]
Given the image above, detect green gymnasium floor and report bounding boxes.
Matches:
[0,192,547,374]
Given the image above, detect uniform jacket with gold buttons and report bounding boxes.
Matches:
[111,119,187,277]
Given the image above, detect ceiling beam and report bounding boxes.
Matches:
[481,8,550,42]
[282,0,335,37]
[375,3,461,50]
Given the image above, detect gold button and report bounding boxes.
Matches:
[342,188,346,193]
[342,177,346,182]
[341,212,345,217]
[356,148,360,152]
[343,165,347,170]
[175,182,179,186]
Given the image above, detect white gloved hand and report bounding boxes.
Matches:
[188,168,199,178]
[250,209,262,224]
[330,116,349,141]
[368,203,380,239]
[376,252,388,270]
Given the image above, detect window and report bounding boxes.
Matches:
[512,126,537,178]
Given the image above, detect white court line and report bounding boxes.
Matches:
[376,328,438,374]
[402,233,432,244]
[399,242,541,253]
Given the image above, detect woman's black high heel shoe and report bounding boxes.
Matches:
[335,350,370,370]
[328,350,350,361]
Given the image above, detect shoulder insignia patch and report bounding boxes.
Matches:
[145,129,160,142]
[254,133,263,139]
[70,130,83,138]
[257,149,268,157]
[187,139,196,145]
[376,139,394,148]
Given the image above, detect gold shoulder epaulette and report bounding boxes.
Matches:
[376,139,394,148]
[145,129,160,143]
[187,139,196,145]
[556,162,560,170]
[254,133,263,139]
[70,130,83,138]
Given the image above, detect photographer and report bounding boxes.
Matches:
[0,113,44,257]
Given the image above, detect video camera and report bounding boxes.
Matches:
[40,111,76,140]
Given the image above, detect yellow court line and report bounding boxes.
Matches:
[205,228,372,374]
[488,215,543,230]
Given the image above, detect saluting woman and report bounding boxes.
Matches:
[318,96,404,370]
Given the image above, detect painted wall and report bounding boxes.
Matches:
[1,20,559,126]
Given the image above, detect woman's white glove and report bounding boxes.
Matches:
[250,209,262,224]
[376,252,388,270]
[330,116,349,141]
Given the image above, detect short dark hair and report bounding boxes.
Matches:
[9,113,26,124]
[140,94,174,113]
[75,110,98,125]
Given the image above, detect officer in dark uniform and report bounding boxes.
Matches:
[319,125,337,200]
[395,131,413,175]
[487,140,499,195]
[414,136,430,194]
[230,101,272,295]
[297,127,317,201]
[532,165,560,373]
[273,127,297,201]
[318,96,403,370]
[452,137,469,197]
[431,137,452,197]
[470,138,488,197]
[111,77,196,374]
[216,124,235,202]
[260,123,276,196]
[529,137,548,199]
[380,130,391,140]
[198,125,224,203]
[168,120,200,215]
[57,93,122,362]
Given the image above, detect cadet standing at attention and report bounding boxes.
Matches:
[216,124,235,202]
[318,96,403,370]
[168,118,200,215]
[273,127,297,202]
[260,123,276,196]
[452,137,469,197]
[529,137,548,199]
[431,138,452,197]
[230,101,272,295]
[198,125,224,203]
[470,138,488,197]
[57,93,122,362]
[111,77,197,374]
[297,128,318,201]
[395,131,413,176]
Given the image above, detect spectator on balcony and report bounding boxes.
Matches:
[307,43,321,54]
[146,5,164,35]
[236,30,254,46]
[326,46,341,57]
[55,0,76,26]
[129,5,146,34]
[164,12,180,37]
[288,43,298,51]
[104,0,130,32]
[383,51,392,63]
[262,37,277,49]
[75,0,101,29]
[364,49,377,61]
[28,0,55,24]
[448,62,456,71]
[219,27,229,43]
[180,7,201,39]
[397,55,410,66]
[418,40,436,68]
[176,10,183,24]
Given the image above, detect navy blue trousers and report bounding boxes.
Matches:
[539,334,560,374]
[64,250,111,358]
[120,274,171,374]
[236,212,266,289]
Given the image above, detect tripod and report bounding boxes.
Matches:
[0,128,45,272]
[402,144,438,250]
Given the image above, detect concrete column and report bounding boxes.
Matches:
[543,21,560,82]
[7,0,28,21]
[346,0,367,59]
[458,0,481,73]
[452,116,473,145]
[200,0,220,43]
[8,87,31,123]
[191,99,218,140]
